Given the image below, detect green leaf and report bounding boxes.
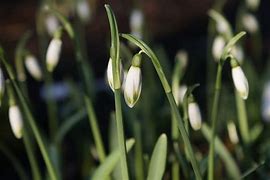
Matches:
[201,123,241,179]
[91,139,135,180]
[146,134,167,180]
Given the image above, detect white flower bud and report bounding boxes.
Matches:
[212,36,226,61]
[232,66,249,99]
[231,46,244,64]
[262,82,270,122]
[188,102,202,131]
[176,50,188,69]
[130,9,144,39]
[106,58,114,91]
[0,68,4,105]
[242,13,258,34]
[9,105,23,139]
[227,121,239,144]
[174,85,187,105]
[25,55,42,81]
[124,66,142,108]
[216,20,229,34]
[46,38,62,72]
[45,15,60,36]
[106,58,123,91]
[246,0,260,11]
[77,0,91,23]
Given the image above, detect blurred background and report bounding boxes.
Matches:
[1,0,270,179]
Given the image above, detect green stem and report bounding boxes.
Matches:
[172,160,180,180]
[208,62,223,180]
[235,90,250,144]
[114,89,129,180]
[44,72,58,141]
[121,33,201,180]
[23,129,42,180]
[0,55,59,180]
[105,5,129,179]
[84,95,106,162]
[171,113,180,180]
[167,93,201,180]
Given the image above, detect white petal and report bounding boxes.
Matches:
[46,38,62,72]
[231,46,244,64]
[45,15,60,36]
[227,121,239,144]
[124,66,142,108]
[106,58,114,91]
[188,102,202,131]
[216,21,229,34]
[77,0,91,23]
[106,58,123,91]
[9,105,23,139]
[130,9,143,39]
[232,66,249,99]
[246,0,260,10]
[25,55,42,80]
[212,36,225,61]
[242,13,258,33]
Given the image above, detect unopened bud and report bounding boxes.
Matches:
[9,105,23,139]
[46,38,62,72]
[25,54,42,80]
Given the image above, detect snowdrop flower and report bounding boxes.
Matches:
[45,15,60,36]
[77,0,91,23]
[130,9,144,39]
[46,38,62,72]
[227,121,239,144]
[25,54,43,81]
[188,101,202,131]
[246,0,260,11]
[9,105,23,139]
[0,67,4,106]
[262,82,270,122]
[176,50,188,69]
[242,13,258,34]
[231,46,244,64]
[106,58,123,91]
[216,20,229,34]
[124,53,142,108]
[212,36,226,61]
[173,85,187,105]
[231,59,249,99]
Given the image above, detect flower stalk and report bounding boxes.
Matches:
[120,33,202,180]
[105,4,129,180]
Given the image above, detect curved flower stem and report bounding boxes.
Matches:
[208,62,223,180]
[0,51,59,180]
[105,4,129,180]
[120,33,202,180]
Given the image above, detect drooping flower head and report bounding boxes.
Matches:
[46,30,62,72]
[188,96,202,131]
[231,58,249,100]
[124,53,142,108]
[25,54,43,81]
